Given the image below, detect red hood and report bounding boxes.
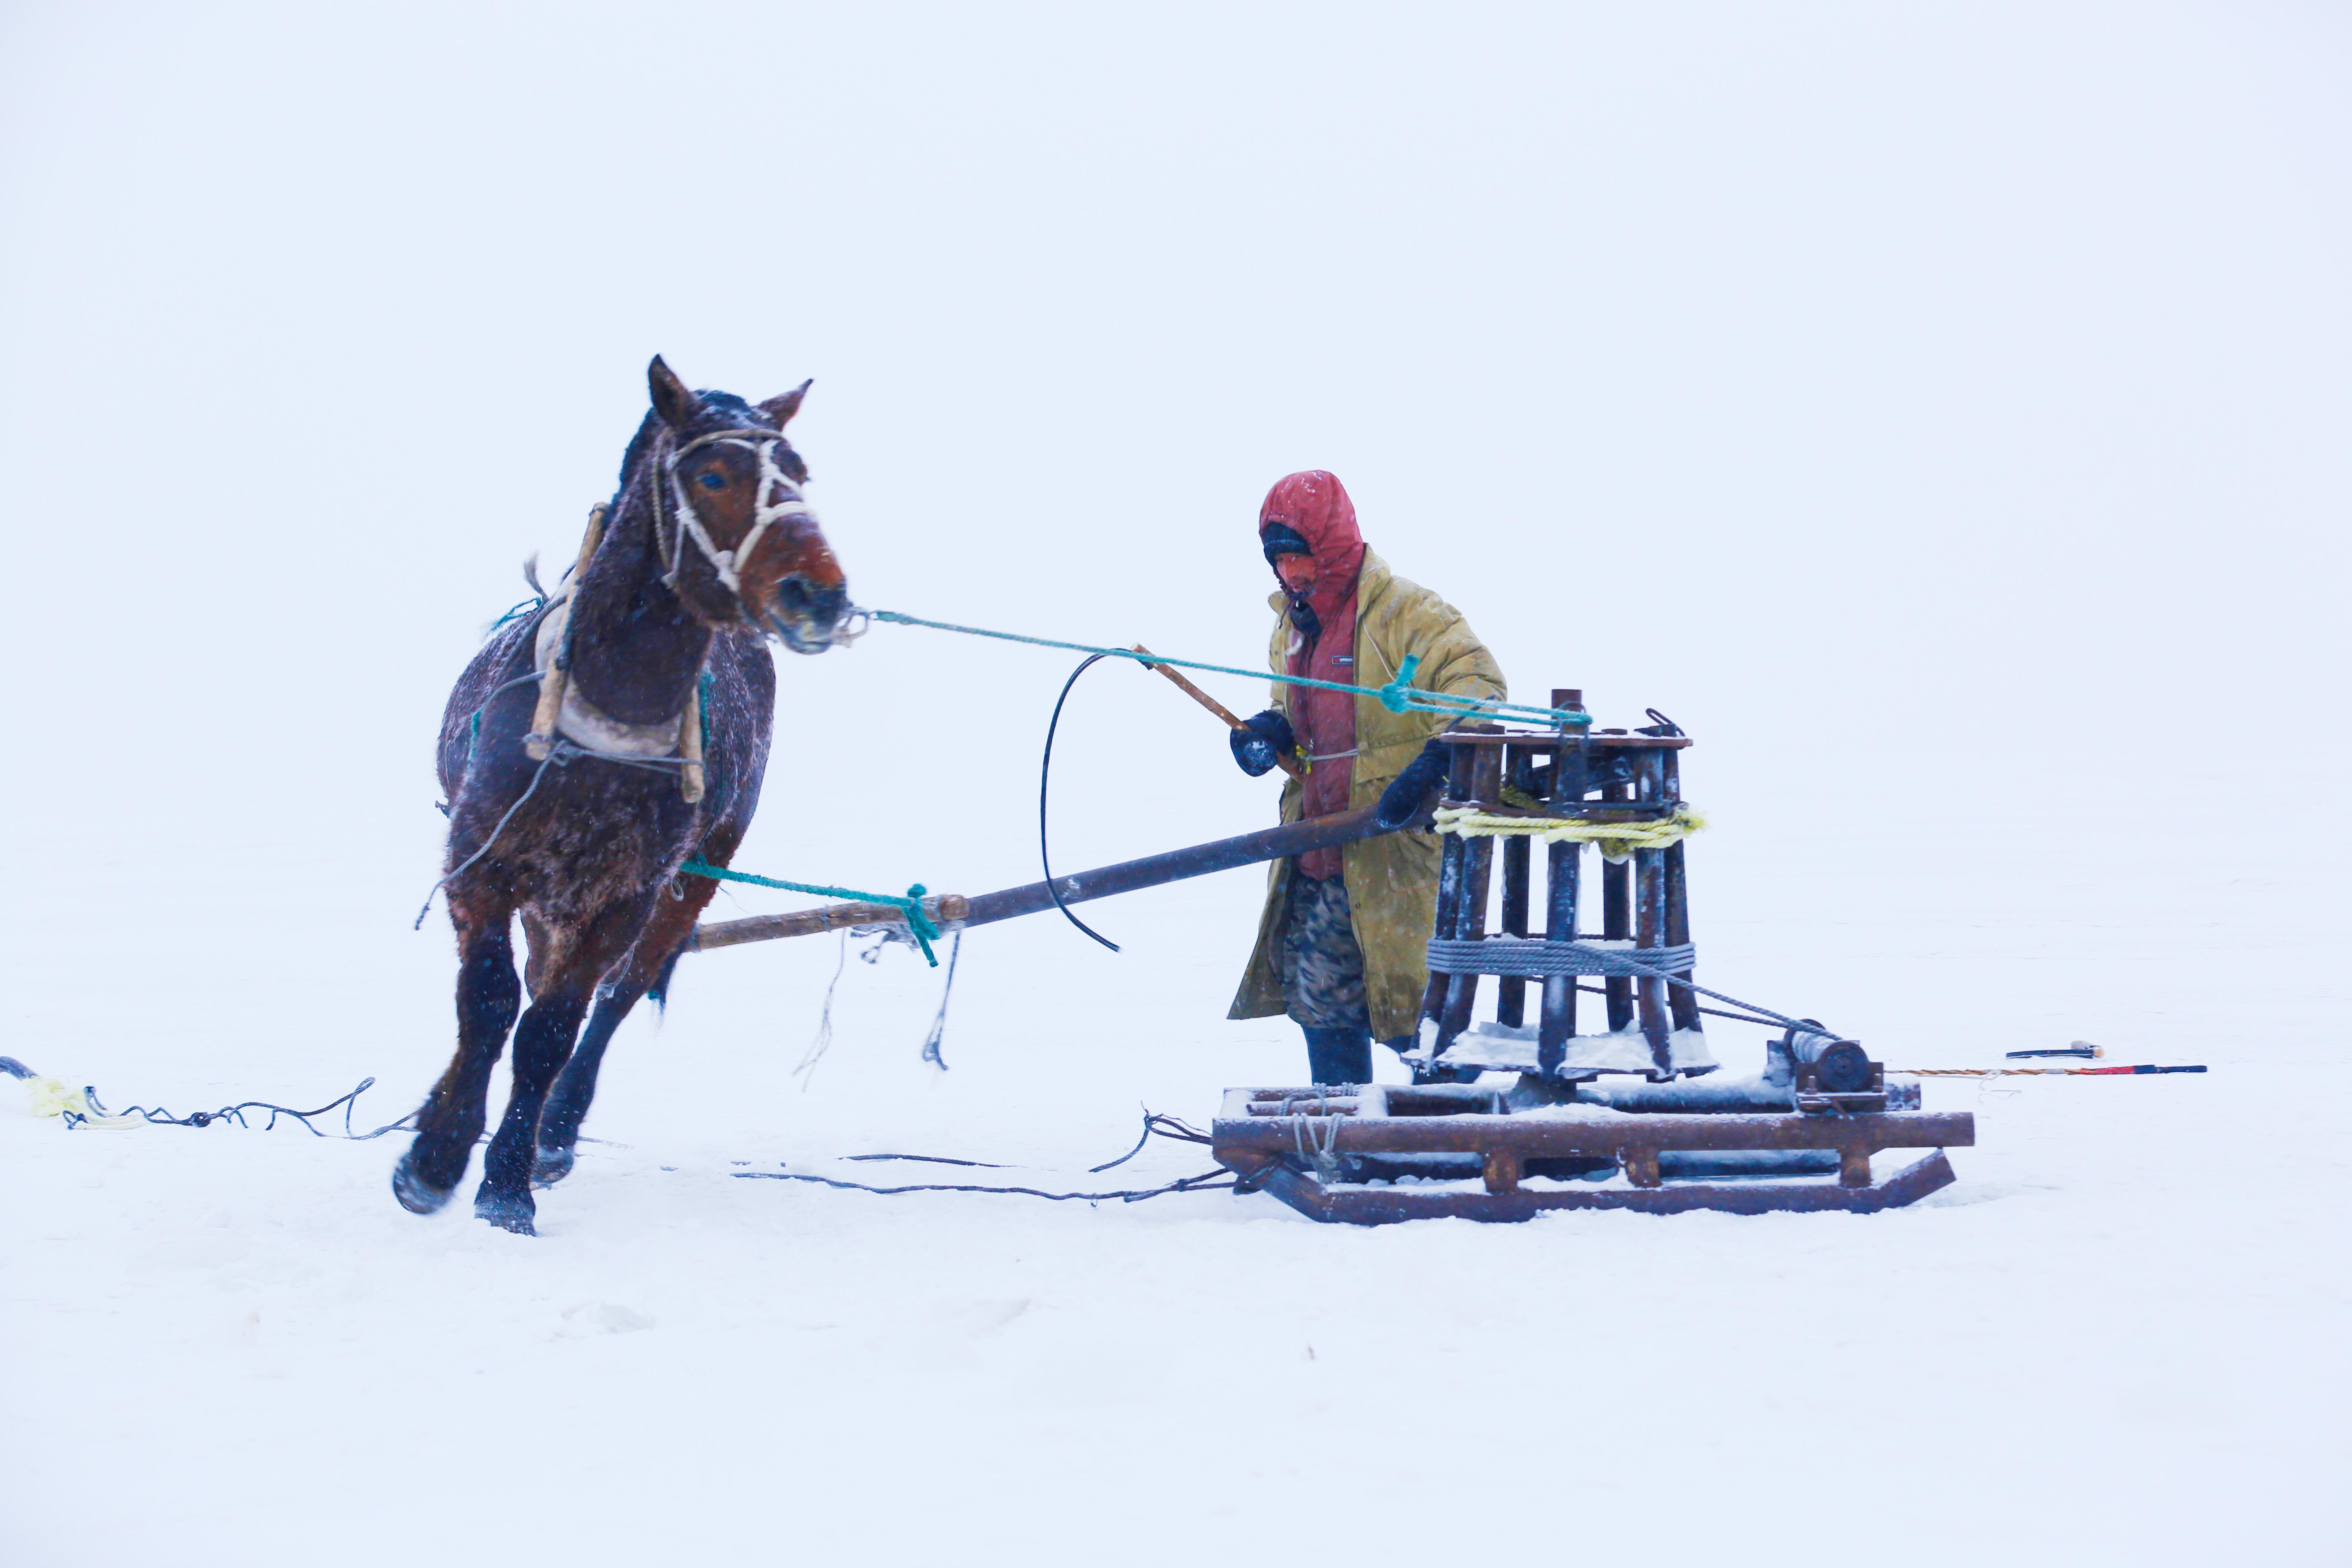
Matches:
[1259,470,1363,873]
[1258,470,1365,614]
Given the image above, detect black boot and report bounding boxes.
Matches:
[1301,1026,1373,1087]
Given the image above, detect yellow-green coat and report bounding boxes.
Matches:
[1226,548,1507,1040]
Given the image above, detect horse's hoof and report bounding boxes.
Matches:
[531,1146,575,1189]
[473,1187,538,1236]
[392,1157,456,1216]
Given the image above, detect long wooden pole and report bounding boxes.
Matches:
[687,801,1413,952]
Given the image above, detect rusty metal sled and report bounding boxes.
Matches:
[1210,1078,1972,1225]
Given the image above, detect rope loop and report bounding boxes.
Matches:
[1379,653,1423,714]
[679,859,941,965]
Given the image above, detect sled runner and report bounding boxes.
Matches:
[1208,1056,1969,1225]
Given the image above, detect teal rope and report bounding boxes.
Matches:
[679,859,940,966]
[482,595,543,640]
[870,610,1591,728]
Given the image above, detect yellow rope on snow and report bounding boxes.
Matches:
[21,1076,138,1128]
[1433,805,1706,861]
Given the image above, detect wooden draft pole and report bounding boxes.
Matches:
[525,503,607,762]
[688,802,1414,952]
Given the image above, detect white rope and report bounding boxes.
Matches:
[658,426,820,597]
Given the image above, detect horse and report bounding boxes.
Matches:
[395,356,851,1234]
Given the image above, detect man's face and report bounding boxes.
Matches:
[1273,552,1321,596]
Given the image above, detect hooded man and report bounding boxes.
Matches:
[1225,470,1506,1086]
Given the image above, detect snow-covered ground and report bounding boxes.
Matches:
[6,792,2343,1564]
[4,4,2348,1564]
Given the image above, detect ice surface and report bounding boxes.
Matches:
[3,7,2349,1566]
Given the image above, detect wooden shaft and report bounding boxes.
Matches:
[1661,747,1698,1033]
[689,801,1421,952]
[1634,750,1673,1077]
[678,677,706,805]
[1421,740,1477,1025]
[1498,833,1531,1027]
[1538,840,1579,1074]
[1538,692,1588,1074]
[1134,644,1306,781]
[1497,742,1533,1028]
[1635,845,1670,1074]
[690,892,972,951]
[1437,736,1505,1049]
[1602,780,1634,1033]
[525,504,607,761]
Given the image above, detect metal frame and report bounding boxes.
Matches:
[1419,706,1701,1082]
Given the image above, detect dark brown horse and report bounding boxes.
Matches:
[396,357,850,1233]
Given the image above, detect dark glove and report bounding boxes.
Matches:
[1375,739,1451,829]
[1229,709,1297,777]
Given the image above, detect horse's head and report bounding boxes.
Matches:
[646,355,852,654]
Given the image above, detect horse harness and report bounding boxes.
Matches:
[519,422,815,802]
[655,425,817,598]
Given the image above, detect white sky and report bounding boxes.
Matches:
[2,0,2346,973]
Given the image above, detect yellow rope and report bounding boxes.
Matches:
[21,1076,138,1128]
[1432,805,1706,861]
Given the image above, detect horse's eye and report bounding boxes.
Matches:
[697,470,726,492]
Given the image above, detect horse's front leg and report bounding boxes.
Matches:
[534,840,736,1187]
[395,887,521,1214]
[473,895,655,1234]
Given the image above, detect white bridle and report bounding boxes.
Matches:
[656,426,818,598]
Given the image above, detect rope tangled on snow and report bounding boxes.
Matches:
[2,1059,412,1138]
[734,1110,1234,1204]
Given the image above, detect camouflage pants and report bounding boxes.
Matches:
[1279,871,1370,1032]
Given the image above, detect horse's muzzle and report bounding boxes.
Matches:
[767,574,849,654]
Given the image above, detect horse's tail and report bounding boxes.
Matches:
[646,946,687,1013]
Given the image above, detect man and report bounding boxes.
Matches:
[1225,470,1506,1086]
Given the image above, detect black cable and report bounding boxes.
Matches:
[1555,980,1783,1030]
[741,1108,1225,1203]
[1088,1110,1216,1172]
[844,1152,1011,1168]
[1040,652,1120,951]
[735,1169,1235,1203]
[70,1076,412,1138]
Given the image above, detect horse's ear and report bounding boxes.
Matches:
[648,356,705,430]
[758,379,813,427]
